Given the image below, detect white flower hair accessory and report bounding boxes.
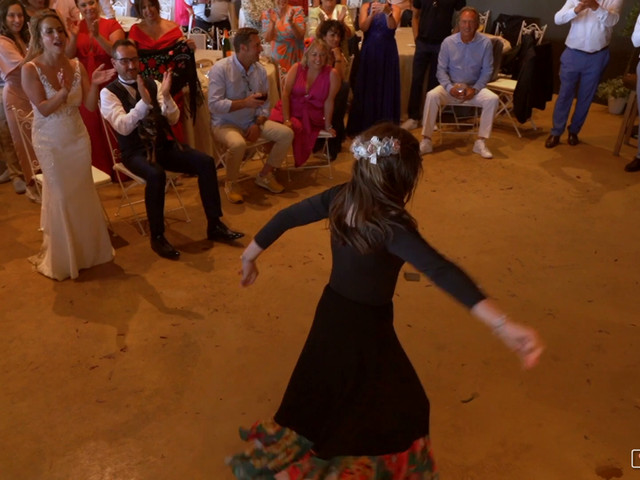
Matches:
[350,135,401,165]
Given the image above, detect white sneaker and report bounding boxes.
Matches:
[473,139,493,159]
[419,138,433,155]
[255,171,284,193]
[224,181,244,204]
[401,118,419,130]
[12,177,26,194]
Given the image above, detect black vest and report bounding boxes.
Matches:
[105,78,175,160]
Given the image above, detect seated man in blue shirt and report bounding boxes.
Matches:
[208,27,294,204]
[419,6,498,159]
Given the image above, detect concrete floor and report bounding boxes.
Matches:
[1,101,639,480]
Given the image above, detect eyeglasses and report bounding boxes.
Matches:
[114,57,139,65]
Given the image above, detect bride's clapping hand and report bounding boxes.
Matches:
[57,68,69,98]
[91,64,116,85]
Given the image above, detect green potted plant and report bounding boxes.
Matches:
[597,76,631,115]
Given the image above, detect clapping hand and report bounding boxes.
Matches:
[66,16,79,37]
[136,74,152,104]
[57,68,69,92]
[91,64,116,85]
[88,18,100,37]
[160,69,173,98]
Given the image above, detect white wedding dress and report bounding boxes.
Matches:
[29,59,114,281]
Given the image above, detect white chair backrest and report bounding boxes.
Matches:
[188,32,208,50]
[10,107,40,184]
[112,0,126,17]
[478,10,490,32]
[517,20,547,46]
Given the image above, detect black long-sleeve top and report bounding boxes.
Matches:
[254,185,486,308]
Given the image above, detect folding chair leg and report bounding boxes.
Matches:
[115,176,147,235]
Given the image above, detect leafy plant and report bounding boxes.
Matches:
[597,76,631,99]
[622,0,640,37]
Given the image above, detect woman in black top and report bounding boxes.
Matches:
[229,122,543,478]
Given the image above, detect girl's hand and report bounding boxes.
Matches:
[239,257,259,286]
[91,64,116,85]
[186,37,197,50]
[494,321,544,369]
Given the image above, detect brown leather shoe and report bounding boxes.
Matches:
[568,132,579,146]
[545,135,560,149]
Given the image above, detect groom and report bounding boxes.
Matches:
[100,39,243,260]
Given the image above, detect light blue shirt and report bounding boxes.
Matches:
[208,55,270,130]
[436,32,494,93]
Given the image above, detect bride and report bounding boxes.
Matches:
[22,10,115,281]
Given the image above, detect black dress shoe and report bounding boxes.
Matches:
[207,220,245,242]
[150,235,180,260]
[545,135,560,149]
[624,157,640,172]
[568,132,579,146]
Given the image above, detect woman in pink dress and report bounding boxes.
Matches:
[269,38,340,167]
[0,0,39,201]
[66,0,124,176]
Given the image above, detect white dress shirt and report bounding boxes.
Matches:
[632,11,640,48]
[554,0,622,53]
[100,78,180,136]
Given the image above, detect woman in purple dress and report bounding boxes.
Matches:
[346,0,401,136]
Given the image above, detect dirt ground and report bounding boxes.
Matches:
[1,101,639,480]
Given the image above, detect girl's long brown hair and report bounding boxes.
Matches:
[329,122,423,253]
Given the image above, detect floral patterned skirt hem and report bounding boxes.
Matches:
[226,419,439,480]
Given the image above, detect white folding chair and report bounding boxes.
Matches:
[12,106,113,228]
[517,20,547,46]
[112,0,126,17]
[436,102,480,140]
[284,129,334,180]
[187,29,209,50]
[211,134,271,183]
[478,10,490,32]
[100,110,191,235]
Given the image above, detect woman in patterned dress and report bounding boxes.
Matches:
[261,0,305,75]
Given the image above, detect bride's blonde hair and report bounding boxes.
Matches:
[25,9,68,60]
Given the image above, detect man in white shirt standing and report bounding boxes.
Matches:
[545,0,622,149]
[186,0,232,36]
[208,27,293,204]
